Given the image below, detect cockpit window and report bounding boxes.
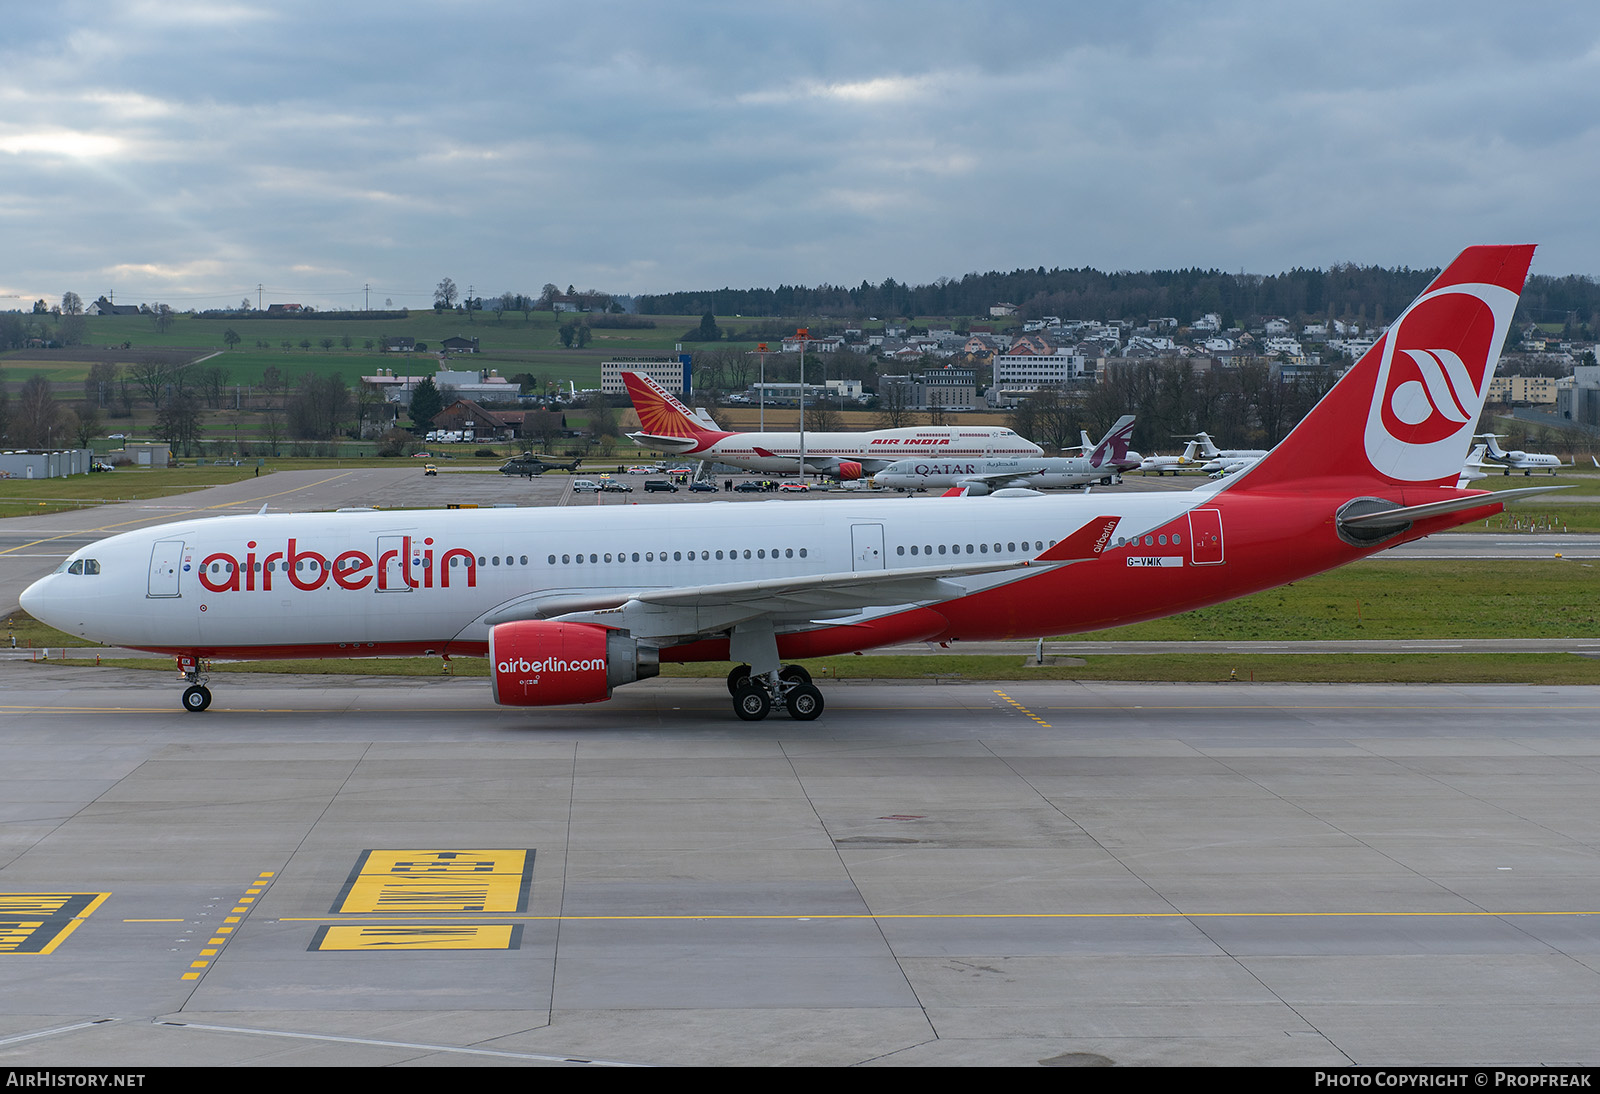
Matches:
[65,559,101,576]
[68,560,84,575]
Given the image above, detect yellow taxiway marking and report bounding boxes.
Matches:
[334,849,533,915]
[311,924,521,951]
[0,893,111,955]
[994,689,1052,728]
[179,871,274,981]
[0,472,358,557]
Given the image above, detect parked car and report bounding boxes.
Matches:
[733,480,766,493]
[600,480,633,493]
[779,481,809,492]
[644,480,679,493]
[688,480,717,492]
[571,479,601,492]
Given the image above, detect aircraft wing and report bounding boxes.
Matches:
[954,467,1048,487]
[482,515,1122,638]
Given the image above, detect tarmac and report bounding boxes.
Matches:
[2,467,1599,1066]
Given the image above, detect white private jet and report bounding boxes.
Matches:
[1474,433,1565,475]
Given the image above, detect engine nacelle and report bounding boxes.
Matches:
[488,621,659,706]
[837,461,863,481]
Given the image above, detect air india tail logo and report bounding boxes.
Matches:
[625,372,702,440]
[1363,282,1518,482]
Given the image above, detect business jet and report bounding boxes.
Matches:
[621,371,1042,480]
[873,416,1141,493]
[1138,440,1201,475]
[23,246,1557,723]
[1474,433,1564,475]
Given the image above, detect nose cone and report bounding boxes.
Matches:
[19,574,52,622]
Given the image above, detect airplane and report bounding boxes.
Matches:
[873,415,1142,494]
[1138,440,1201,475]
[1474,433,1564,475]
[22,245,1558,724]
[499,453,582,478]
[1457,443,1490,487]
[621,370,1043,480]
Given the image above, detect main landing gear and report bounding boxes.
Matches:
[177,654,211,712]
[725,664,824,722]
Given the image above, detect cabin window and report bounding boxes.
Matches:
[548,555,556,564]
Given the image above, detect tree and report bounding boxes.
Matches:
[15,375,61,447]
[72,402,102,448]
[434,278,459,310]
[223,328,241,351]
[84,362,120,408]
[61,292,83,315]
[409,376,444,428]
[156,391,204,456]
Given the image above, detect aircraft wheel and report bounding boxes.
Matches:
[785,683,824,721]
[182,685,212,713]
[780,664,811,685]
[726,664,751,695]
[733,683,771,721]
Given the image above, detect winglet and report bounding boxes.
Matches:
[1035,515,1121,562]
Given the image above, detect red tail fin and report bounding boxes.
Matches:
[1235,245,1534,494]
[621,371,730,446]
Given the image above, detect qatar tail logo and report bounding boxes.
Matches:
[1364,282,1518,482]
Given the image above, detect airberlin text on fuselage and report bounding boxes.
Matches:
[194,536,478,593]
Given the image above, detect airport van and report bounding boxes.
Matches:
[571,479,601,493]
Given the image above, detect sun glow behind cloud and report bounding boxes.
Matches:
[0,130,124,158]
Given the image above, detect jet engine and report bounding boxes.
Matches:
[837,461,863,480]
[488,621,659,706]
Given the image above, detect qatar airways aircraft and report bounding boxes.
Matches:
[873,415,1141,493]
[22,246,1555,722]
[621,370,1042,480]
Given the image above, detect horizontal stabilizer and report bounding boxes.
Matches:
[1338,486,1569,532]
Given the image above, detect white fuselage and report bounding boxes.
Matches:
[651,427,1044,474]
[22,493,1204,656]
[873,455,1137,492]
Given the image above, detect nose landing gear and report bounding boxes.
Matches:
[177,654,211,713]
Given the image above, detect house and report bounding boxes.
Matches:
[86,296,141,317]
[441,336,480,354]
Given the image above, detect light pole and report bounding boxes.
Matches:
[795,328,808,480]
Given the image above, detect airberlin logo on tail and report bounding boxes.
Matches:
[1364,282,1518,482]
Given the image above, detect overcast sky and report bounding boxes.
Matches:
[3,1,1597,311]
